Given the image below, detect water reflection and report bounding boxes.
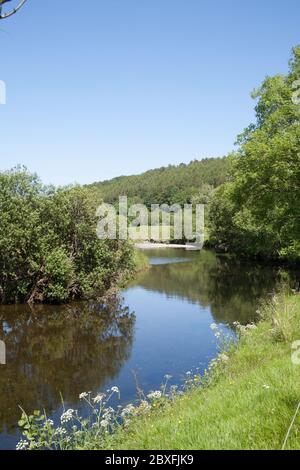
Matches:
[0,249,297,449]
[0,299,135,434]
[136,249,288,324]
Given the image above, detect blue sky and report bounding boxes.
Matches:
[0,0,299,186]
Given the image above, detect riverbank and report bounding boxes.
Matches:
[98,292,300,450]
[135,242,201,250]
[18,290,300,450]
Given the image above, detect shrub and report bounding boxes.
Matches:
[0,168,135,304]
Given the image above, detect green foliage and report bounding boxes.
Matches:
[210,46,300,261]
[44,248,74,302]
[0,167,135,304]
[89,158,229,207]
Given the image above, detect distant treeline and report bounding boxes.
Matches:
[88,157,230,207]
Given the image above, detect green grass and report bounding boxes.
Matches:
[88,293,300,450]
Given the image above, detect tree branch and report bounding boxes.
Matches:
[0,0,28,20]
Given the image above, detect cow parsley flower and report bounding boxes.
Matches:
[93,393,106,404]
[55,427,67,436]
[147,391,162,400]
[16,440,29,451]
[121,404,136,418]
[100,419,109,428]
[60,409,74,424]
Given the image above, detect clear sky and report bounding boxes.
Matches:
[0,0,299,186]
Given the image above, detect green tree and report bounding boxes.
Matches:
[210,46,300,262]
[0,168,135,304]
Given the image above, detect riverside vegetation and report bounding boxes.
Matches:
[18,290,300,450]
[0,168,140,304]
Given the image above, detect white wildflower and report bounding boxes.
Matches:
[121,404,136,417]
[79,392,89,400]
[147,391,162,400]
[210,323,218,330]
[138,400,151,411]
[55,427,67,436]
[102,407,114,419]
[16,440,29,451]
[93,393,106,404]
[60,409,74,424]
[218,353,229,363]
[262,384,270,390]
[111,386,119,394]
[100,419,109,428]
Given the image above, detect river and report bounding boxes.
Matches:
[0,248,295,449]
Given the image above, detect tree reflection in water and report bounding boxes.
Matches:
[134,249,298,325]
[0,298,135,433]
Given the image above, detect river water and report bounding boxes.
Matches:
[0,249,294,449]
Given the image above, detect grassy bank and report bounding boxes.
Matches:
[18,291,300,450]
[101,292,300,450]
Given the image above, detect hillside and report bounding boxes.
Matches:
[89,157,229,206]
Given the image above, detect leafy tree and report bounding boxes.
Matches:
[210,47,300,262]
[0,168,135,304]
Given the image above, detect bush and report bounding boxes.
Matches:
[0,168,135,304]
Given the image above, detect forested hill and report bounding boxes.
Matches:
[89,157,229,206]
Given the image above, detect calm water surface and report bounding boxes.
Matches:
[0,249,294,449]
